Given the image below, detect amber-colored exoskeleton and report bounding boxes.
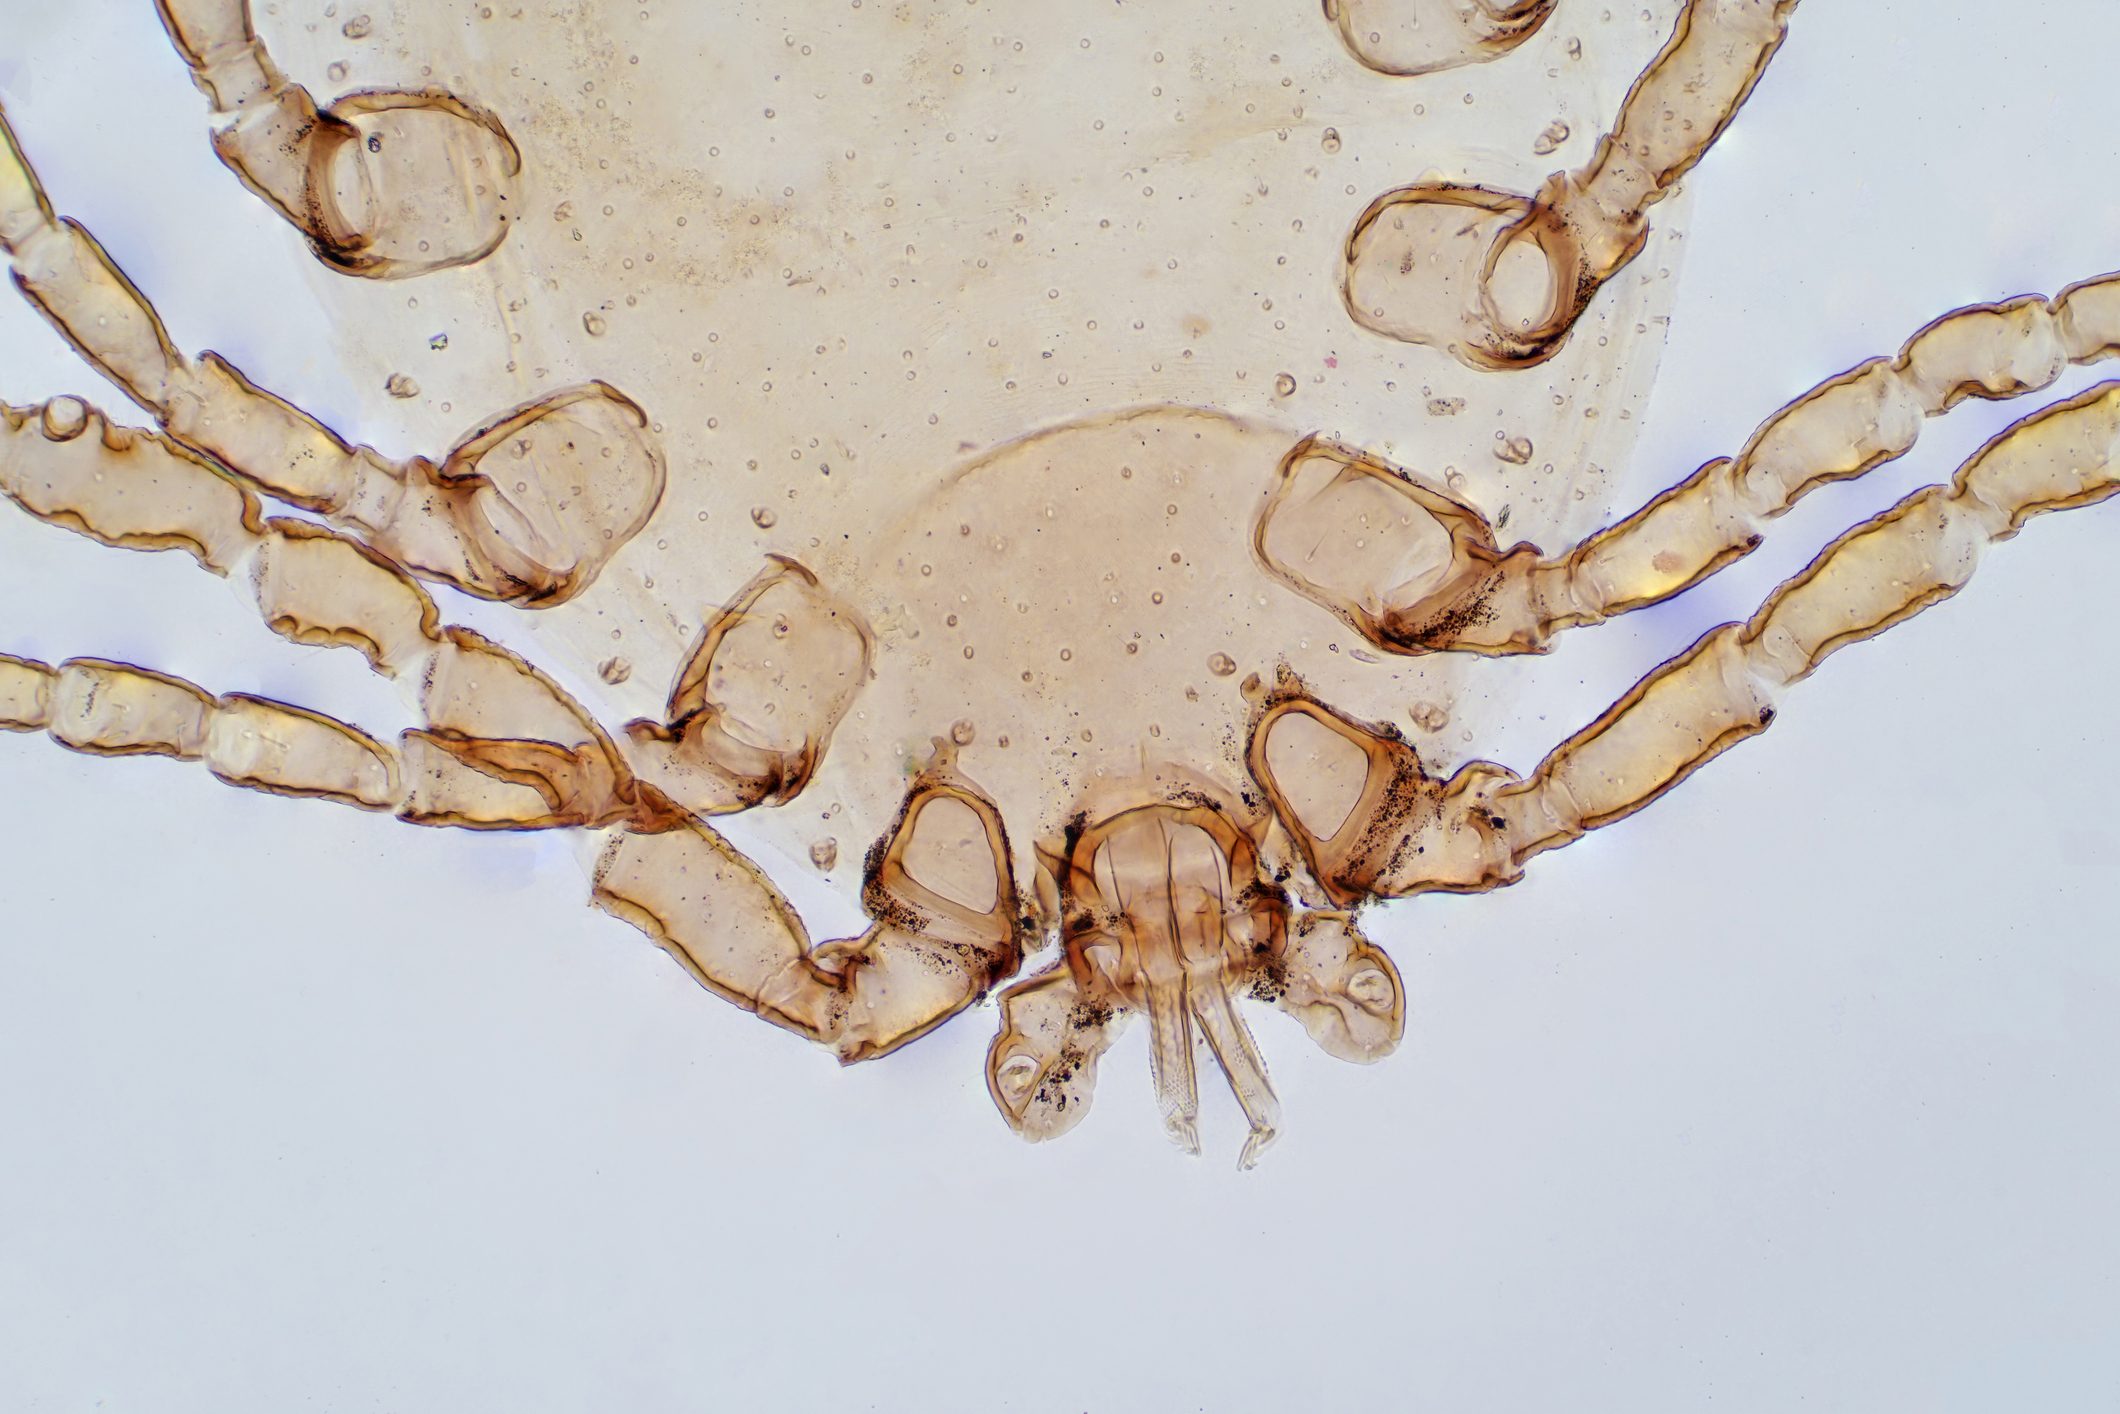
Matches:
[4,1,2115,1167]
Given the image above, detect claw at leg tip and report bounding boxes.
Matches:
[1237,1124,1278,1171]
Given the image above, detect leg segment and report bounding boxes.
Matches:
[623,556,875,815]
[592,746,1026,1062]
[1,394,666,831]
[1,390,927,1056]
[2,652,398,809]
[154,0,521,278]
[1258,274,2120,656]
[1345,0,1799,368]
[1497,380,2120,865]
[1254,382,2120,901]
[0,101,662,606]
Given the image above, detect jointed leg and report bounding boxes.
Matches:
[0,101,662,606]
[1345,0,1800,368]
[1253,381,2120,901]
[1,651,397,809]
[1495,378,2120,866]
[0,390,975,1057]
[1260,273,2120,656]
[1,394,663,831]
[1528,280,2120,639]
[154,0,521,278]
[592,746,1027,1062]
[623,557,875,815]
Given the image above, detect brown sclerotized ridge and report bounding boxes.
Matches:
[0,100,662,607]
[1345,0,1800,368]
[153,0,520,277]
[1260,275,2120,656]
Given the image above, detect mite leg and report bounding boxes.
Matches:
[1254,381,2120,901]
[1262,273,2120,657]
[0,103,662,606]
[154,0,521,278]
[1345,0,1799,368]
[1,394,666,831]
[1248,689,1520,904]
[0,643,667,836]
[1530,277,2120,637]
[593,750,1026,1062]
[1,652,398,811]
[1493,380,2120,865]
